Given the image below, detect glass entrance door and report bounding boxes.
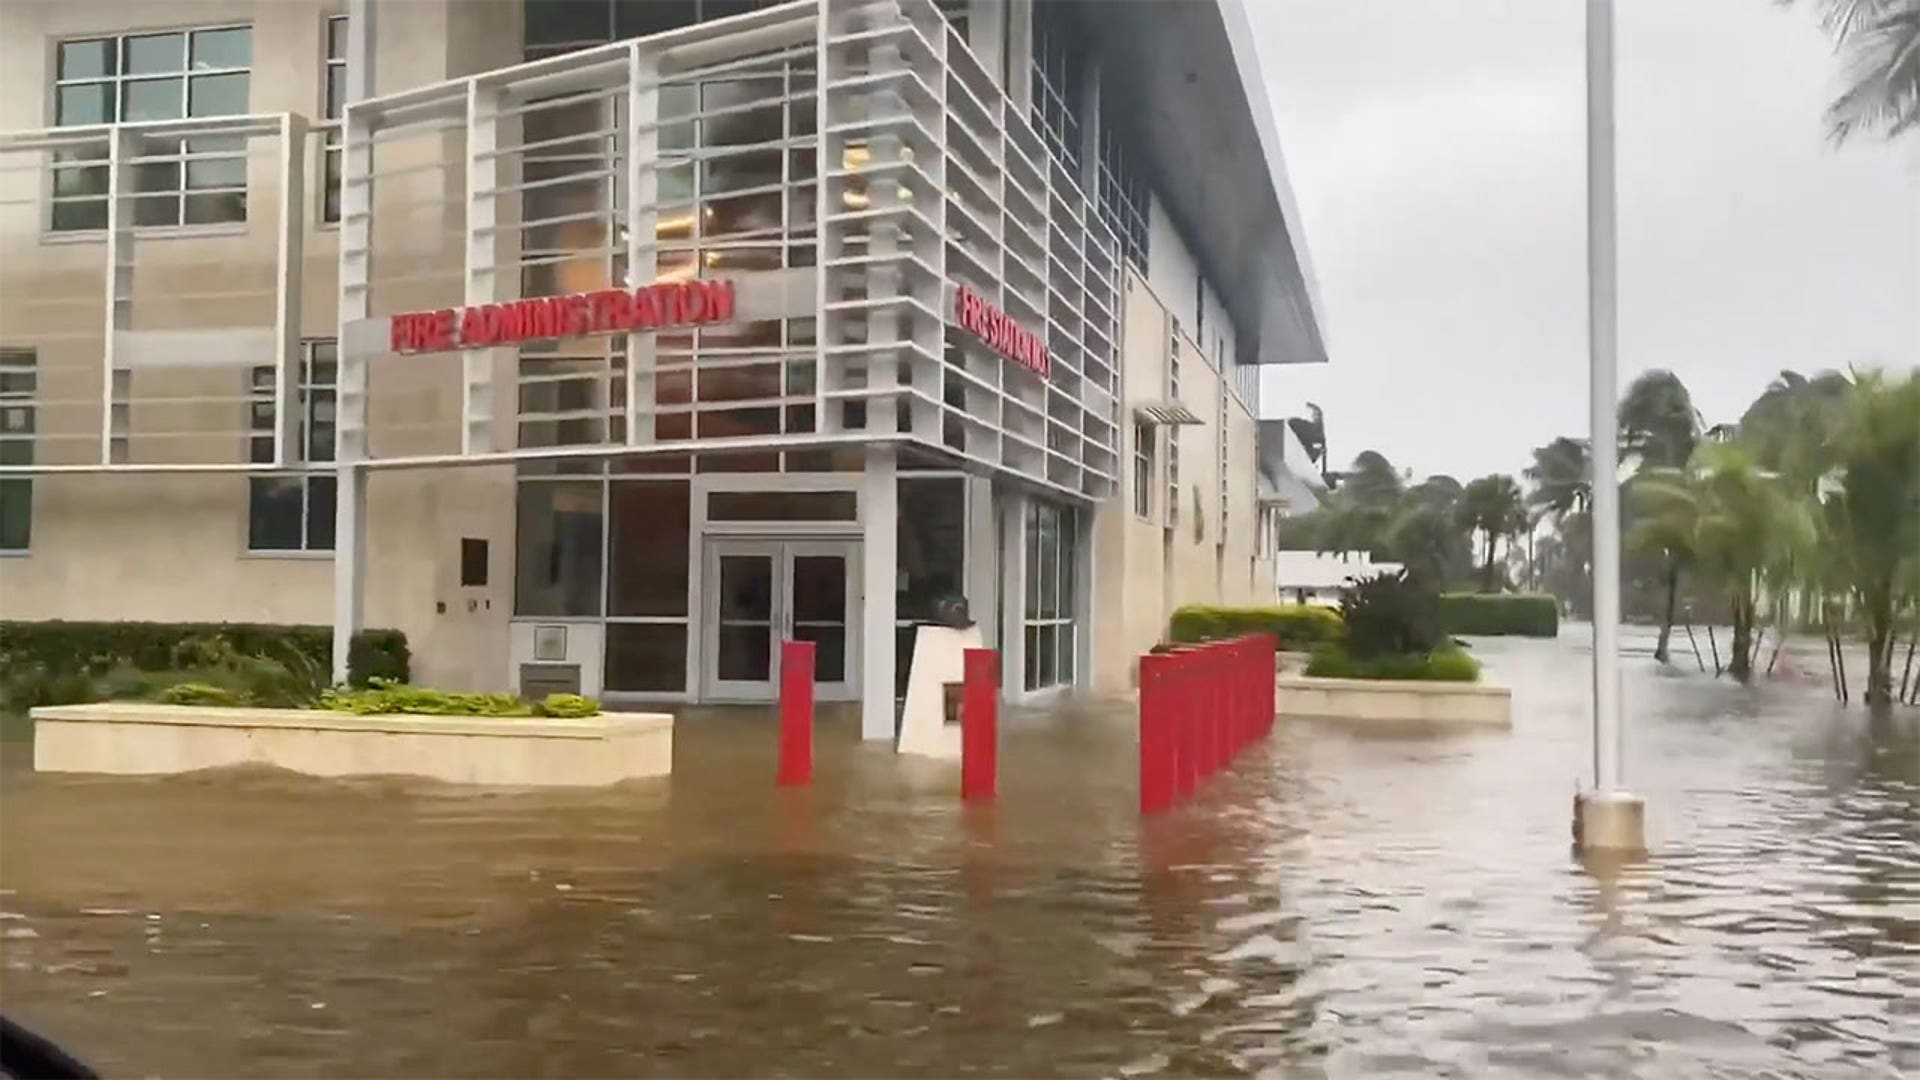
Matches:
[703,539,858,702]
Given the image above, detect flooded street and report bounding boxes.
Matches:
[2,633,1916,1077]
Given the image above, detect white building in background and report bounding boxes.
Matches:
[0,0,1328,734]
[1273,552,1400,607]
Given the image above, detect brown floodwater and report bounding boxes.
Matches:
[2,632,1916,1078]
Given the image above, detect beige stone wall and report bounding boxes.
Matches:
[0,0,518,692]
[1091,269,1269,694]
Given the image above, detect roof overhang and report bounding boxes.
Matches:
[1076,0,1329,367]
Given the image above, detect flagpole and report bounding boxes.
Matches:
[1577,0,1645,855]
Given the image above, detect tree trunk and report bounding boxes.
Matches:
[1684,621,1705,672]
[1482,533,1496,593]
[1899,626,1917,705]
[1707,623,1722,677]
[1864,585,1895,706]
[1729,598,1753,683]
[1654,560,1679,664]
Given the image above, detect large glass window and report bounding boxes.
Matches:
[247,340,337,553]
[515,480,605,616]
[51,27,253,230]
[523,0,776,59]
[1022,501,1077,692]
[0,348,35,552]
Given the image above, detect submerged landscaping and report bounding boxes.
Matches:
[0,621,598,719]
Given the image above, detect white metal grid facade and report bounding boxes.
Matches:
[332,0,1117,501]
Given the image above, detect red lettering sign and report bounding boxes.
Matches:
[954,284,1049,380]
[388,279,739,355]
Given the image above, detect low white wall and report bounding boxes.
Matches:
[31,703,673,787]
[1276,675,1511,729]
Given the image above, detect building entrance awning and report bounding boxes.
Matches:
[1133,402,1202,426]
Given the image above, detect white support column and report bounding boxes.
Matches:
[999,488,1028,698]
[1005,0,1034,115]
[332,0,376,685]
[860,444,899,740]
[626,44,659,447]
[965,475,997,648]
[99,128,129,466]
[969,0,1007,90]
[462,82,500,455]
[273,114,307,468]
[1073,501,1095,688]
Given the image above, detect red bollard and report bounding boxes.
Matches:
[777,640,815,786]
[961,648,998,802]
[1139,653,1175,814]
[1175,651,1199,802]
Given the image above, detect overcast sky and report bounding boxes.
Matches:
[1248,0,1920,483]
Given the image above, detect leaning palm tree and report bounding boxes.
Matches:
[1457,474,1527,593]
[1525,436,1592,523]
[1821,370,1920,704]
[1796,0,1920,141]
[1620,371,1702,662]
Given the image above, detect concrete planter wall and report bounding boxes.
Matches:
[1276,675,1511,729]
[30,703,673,787]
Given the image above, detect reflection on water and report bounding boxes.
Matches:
[2,633,1915,1077]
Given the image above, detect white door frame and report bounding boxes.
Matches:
[699,536,861,702]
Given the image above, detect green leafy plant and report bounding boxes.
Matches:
[1437,593,1559,637]
[1338,570,1444,659]
[318,679,537,718]
[1304,644,1480,682]
[155,682,252,707]
[1166,604,1343,650]
[536,693,600,719]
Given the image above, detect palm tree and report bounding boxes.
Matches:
[1634,443,1817,681]
[1738,369,1851,488]
[1795,0,1920,141]
[1386,474,1472,586]
[1457,474,1526,593]
[1620,370,1702,662]
[1821,371,1920,703]
[1525,436,1591,522]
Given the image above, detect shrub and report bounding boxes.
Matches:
[1304,644,1480,682]
[318,679,536,718]
[1338,571,1444,658]
[346,631,411,687]
[0,621,409,711]
[155,682,252,707]
[1438,593,1559,637]
[1167,604,1343,650]
[536,693,599,719]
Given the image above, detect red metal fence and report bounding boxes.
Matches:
[1137,634,1277,814]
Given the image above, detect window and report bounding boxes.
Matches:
[1031,2,1084,175]
[1095,120,1149,268]
[1132,421,1153,520]
[51,27,253,230]
[1218,375,1229,545]
[522,0,774,59]
[0,348,35,552]
[321,15,347,223]
[247,340,337,552]
[1023,501,1077,692]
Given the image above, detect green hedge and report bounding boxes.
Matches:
[0,621,409,711]
[1437,594,1559,637]
[1304,644,1482,682]
[1168,604,1344,650]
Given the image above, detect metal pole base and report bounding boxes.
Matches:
[1573,790,1647,854]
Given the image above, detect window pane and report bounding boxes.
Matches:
[607,480,690,616]
[248,477,304,550]
[52,164,109,199]
[525,0,613,48]
[604,623,688,693]
[515,480,603,616]
[188,72,248,117]
[706,490,854,522]
[56,84,113,126]
[0,479,29,550]
[123,78,184,122]
[305,475,337,551]
[124,33,186,76]
[328,17,350,60]
[51,200,107,230]
[322,143,342,222]
[185,192,245,224]
[0,439,29,465]
[187,151,246,192]
[326,66,346,119]
[615,0,700,39]
[191,27,251,70]
[59,39,116,79]
[898,478,964,622]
